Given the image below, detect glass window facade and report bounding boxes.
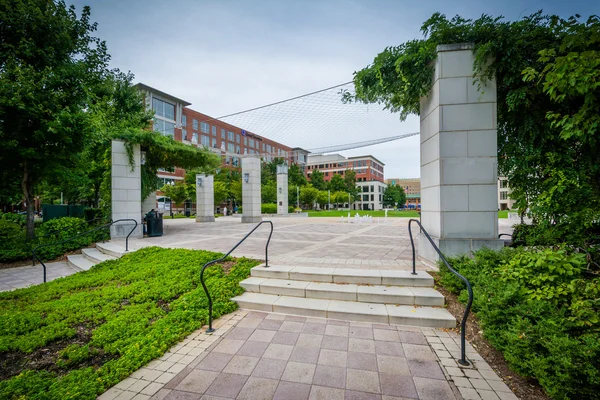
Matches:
[152,98,175,120]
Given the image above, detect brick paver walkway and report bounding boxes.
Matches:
[99,311,519,400]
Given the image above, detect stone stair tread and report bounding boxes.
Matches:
[82,248,116,264]
[232,292,456,328]
[67,255,96,271]
[250,265,434,286]
[96,242,129,258]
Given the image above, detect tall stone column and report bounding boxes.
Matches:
[111,140,143,238]
[241,156,262,223]
[419,43,502,261]
[277,165,288,215]
[195,174,215,222]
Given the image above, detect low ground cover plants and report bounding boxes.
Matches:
[0,247,258,399]
[440,247,600,400]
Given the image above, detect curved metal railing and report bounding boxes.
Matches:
[32,219,138,283]
[407,218,473,366]
[200,220,274,333]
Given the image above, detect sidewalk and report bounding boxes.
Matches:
[99,311,519,400]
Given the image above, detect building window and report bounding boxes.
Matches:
[201,135,210,147]
[236,134,240,144]
[192,132,198,144]
[244,137,248,146]
[153,119,175,138]
[363,194,369,201]
[212,125,217,135]
[249,138,254,148]
[500,191,508,200]
[370,185,374,192]
[228,143,235,153]
[221,128,226,139]
[152,98,175,120]
[371,194,374,201]
[182,115,187,127]
[212,137,217,147]
[236,145,241,154]
[200,122,209,133]
[500,180,509,188]
[228,131,235,141]
[182,128,188,141]
[193,119,198,131]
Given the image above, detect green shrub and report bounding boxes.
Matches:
[288,206,295,213]
[0,212,26,227]
[0,247,259,399]
[0,220,30,263]
[261,204,277,214]
[440,247,600,399]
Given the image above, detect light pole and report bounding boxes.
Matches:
[296,186,299,209]
[348,193,351,210]
[169,181,174,219]
[328,190,330,211]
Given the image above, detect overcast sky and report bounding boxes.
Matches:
[69,0,597,179]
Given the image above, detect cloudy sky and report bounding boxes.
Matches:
[70,0,596,178]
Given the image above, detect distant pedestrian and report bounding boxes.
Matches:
[223,206,227,216]
[234,205,238,214]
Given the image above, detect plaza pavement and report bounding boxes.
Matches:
[0,217,516,292]
[99,310,519,400]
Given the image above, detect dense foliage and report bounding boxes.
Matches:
[0,247,258,399]
[439,248,600,399]
[382,184,406,208]
[0,216,108,264]
[349,12,600,249]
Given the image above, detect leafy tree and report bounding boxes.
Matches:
[288,163,307,187]
[213,181,228,206]
[343,169,359,198]
[333,191,349,207]
[300,185,319,209]
[383,185,406,208]
[160,181,188,209]
[309,169,326,190]
[262,180,277,204]
[316,190,329,209]
[0,1,112,238]
[348,11,600,246]
[328,174,346,192]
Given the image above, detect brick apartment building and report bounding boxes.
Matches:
[306,154,385,183]
[385,178,421,209]
[136,83,293,212]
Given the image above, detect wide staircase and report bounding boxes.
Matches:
[66,242,127,271]
[233,264,456,328]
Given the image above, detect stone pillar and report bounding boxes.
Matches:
[419,43,502,261]
[241,156,262,223]
[277,165,288,215]
[111,140,143,238]
[195,174,215,222]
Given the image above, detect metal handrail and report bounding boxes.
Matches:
[200,220,274,333]
[498,233,512,239]
[32,219,138,283]
[407,218,473,366]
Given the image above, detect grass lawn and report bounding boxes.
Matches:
[309,210,512,218]
[307,210,421,218]
[0,247,258,400]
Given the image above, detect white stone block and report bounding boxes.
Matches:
[468,185,497,212]
[441,158,496,185]
[421,133,439,166]
[112,165,127,178]
[127,190,140,202]
[439,77,468,105]
[420,159,440,189]
[420,186,440,212]
[440,49,475,79]
[467,130,497,157]
[112,152,130,166]
[420,211,441,238]
[467,77,496,103]
[439,131,467,158]
[441,103,494,132]
[442,212,497,239]
[112,190,128,202]
[440,185,469,212]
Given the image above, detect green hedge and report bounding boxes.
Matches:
[0,217,109,263]
[440,247,600,400]
[0,247,259,399]
[261,204,277,214]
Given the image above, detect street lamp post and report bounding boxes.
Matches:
[296,186,299,209]
[169,181,174,219]
[328,190,330,211]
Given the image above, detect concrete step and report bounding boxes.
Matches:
[96,242,128,258]
[239,278,444,306]
[232,293,456,328]
[82,248,117,264]
[250,265,434,287]
[67,255,96,271]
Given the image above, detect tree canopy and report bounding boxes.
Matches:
[349,12,600,244]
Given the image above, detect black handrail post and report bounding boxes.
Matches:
[31,218,137,283]
[200,220,274,333]
[408,223,417,275]
[407,218,472,366]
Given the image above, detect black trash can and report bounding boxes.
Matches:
[185,210,190,217]
[145,210,164,237]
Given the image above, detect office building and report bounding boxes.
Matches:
[386,178,421,209]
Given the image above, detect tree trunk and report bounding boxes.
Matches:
[22,163,35,240]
